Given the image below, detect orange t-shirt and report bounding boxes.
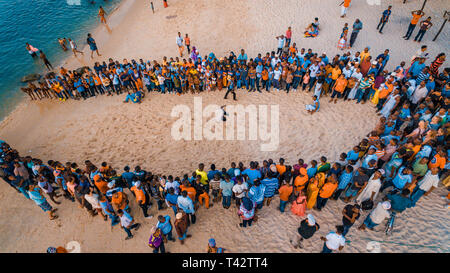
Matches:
[428,154,446,169]
[95,180,108,195]
[344,0,351,8]
[334,78,348,93]
[279,185,293,201]
[276,164,287,176]
[180,185,196,201]
[294,175,308,191]
[262,70,269,80]
[378,83,394,99]
[131,186,146,204]
[411,14,423,25]
[112,192,126,210]
[319,182,338,198]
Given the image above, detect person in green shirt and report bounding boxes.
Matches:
[412,157,429,178]
[317,156,331,173]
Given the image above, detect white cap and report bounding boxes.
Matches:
[307,214,316,225]
[134,181,141,188]
[382,201,391,210]
[107,180,115,189]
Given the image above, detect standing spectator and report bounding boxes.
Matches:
[349,19,363,48]
[174,212,190,244]
[185,33,191,54]
[320,225,346,253]
[339,0,352,18]
[156,214,176,242]
[376,5,392,34]
[117,209,141,240]
[290,214,320,249]
[87,33,101,59]
[403,10,425,40]
[285,27,292,47]
[414,17,433,42]
[341,203,361,236]
[275,35,285,56]
[176,32,184,57]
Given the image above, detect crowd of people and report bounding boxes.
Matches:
[2,42,449,249]
[9,4,450,252]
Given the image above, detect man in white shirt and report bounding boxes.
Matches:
[176,32,184,57]
[275,35,285,56]
[358,201,391,230]
[272,66,282,91]
[410,81,428,105]
[232,177,248,208]
[411,167,440,206]
[117,209,141,240]
[320,226,346,253]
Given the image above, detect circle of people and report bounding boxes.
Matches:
[11,24,450,254]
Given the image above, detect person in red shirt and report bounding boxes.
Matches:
[285,27,292,47]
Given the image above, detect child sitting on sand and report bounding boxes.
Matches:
[306,95,320,114]
[304,18,320,38]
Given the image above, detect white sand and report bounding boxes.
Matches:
[0,0,449,253]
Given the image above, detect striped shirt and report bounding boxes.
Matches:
[261,178,279,198]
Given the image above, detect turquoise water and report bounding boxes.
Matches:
[0,0,121,121]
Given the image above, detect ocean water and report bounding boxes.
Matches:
[0,0,121,121]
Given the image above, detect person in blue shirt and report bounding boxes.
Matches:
[237,49,248,65]
[334,165,353,200]
[165,187,179,216]
[242,161,262,185]
[381,166,412,193]
[248,179,265,209]
[346,146,360,162]
[207,164,220,181]
[260,172,279,206]
[377,5,392,34]
[219,174,234,209]
[156,215,175,242]
[385,189,413,213]
[376,49,390,71]
[409,58,426,78]
[121,166,135,188]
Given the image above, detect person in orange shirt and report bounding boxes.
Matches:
[94,174,108,195]
[111,190,128,212]
[294,168,308,195]
[131,181,152,218]
[276,158,287,176]
[428,148,447,170]
[185,33,191,54]
[98,6,107,24]
[403,10,425,40]
[376,77,394,110]
[279,180,293,212]
[340,0,352,18]
[316,175,338,211]
[180,181,197,203]
[330,74,347,103]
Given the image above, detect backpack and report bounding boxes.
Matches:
[361,199,374,211]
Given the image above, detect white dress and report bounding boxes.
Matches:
[356,175,381,204]
[379,94,399,118]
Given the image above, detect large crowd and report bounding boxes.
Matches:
[6,23,450,253]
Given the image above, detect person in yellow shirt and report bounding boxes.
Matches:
[196,163,208,185]
[360,47,371,62]
[403,10,425,40]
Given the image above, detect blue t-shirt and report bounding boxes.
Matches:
[156,215,172,235]
[242,168,262,185]
[347,150,359,162]
[220,180,234,196]
[165,193,179,206]
[392,167,412,189]
[121,172,135,187]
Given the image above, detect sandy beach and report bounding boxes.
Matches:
[0,0,449,253]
